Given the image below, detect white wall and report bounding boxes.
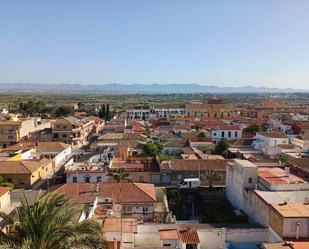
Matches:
[226,160,258,212]
[66,171,107,183]
[211,129,242,141]
[253,134,289,150]
[53,146,72,168]
[0,191,10,210]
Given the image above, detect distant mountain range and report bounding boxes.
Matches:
[0,83,306,94]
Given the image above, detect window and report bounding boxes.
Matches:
[6,178,12,183]
[8,135,13,140]
[62,134,67,138]
[228,131,231,137]
[72,177,77,183]
[221,131,225,137]
[84,176,90,183]
[56,125,60,128]
[235,131,238,137]
[139,176,144,182]
[97,176,102,182]
[213,132,217,137]
[53,134,59,139]
[248,178,253,184]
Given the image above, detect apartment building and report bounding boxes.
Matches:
[126,105,151,121]
[51,116,94,147]
[153,104,185,118]
[0,117,48,148]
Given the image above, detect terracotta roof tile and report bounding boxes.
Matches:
[98,182,156,203]
[53,183,97,204]
[178,228,200,244]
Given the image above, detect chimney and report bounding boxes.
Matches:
[285,166,290,177]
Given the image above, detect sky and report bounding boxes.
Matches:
[0,0,309,89]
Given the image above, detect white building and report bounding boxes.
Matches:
[226,159,258,212]
[210,125,242,142]
[292,113,309,121]
[154,104,185,118]
[126,106,151,121]
[65,161,108,183]
[252,132,289,153]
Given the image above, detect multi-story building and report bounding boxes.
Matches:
[209,124,242,142]
[51,116,94,148]
[185,102,236,119]
[65,162,107,183]
[126,105,151,121]
[0,118,48,148]
[153,104,185,118]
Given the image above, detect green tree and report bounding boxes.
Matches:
[53,106,73,117]
[244,124,260,132]
[143,142,163,157]
[109,168,130,182]
[202,169,222,189]
[0,192,106,249]
[19,101,47,116]
[212,138,229,156]
[0,176,14,189]
[105,104,110,121]
[99,104,106,119]
[275,155,288,164]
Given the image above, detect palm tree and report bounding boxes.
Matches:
[0,192,106,249]
[109,167,129,182]
[202,169,221,189]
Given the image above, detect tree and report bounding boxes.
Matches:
[109,167,129,182]
[53,106,73,117]
[18,101,47,116]
[105,104,110,121]
[0,192,106,249]
[142,142,163,157]
[202,169,221,189]
[244,124,260,132]
[0,176,14,189]
[275,155,288,164]
[212,138,229,156]
[99,104,106,119]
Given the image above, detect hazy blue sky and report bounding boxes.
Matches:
[1,0,309,89]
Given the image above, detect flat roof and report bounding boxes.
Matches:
[254,190,309,204]
[234,159,257,168]
[271,203,309,218]
[256,132,288,139]
[258,167,307,185]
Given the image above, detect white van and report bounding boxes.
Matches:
[178,178,201,188]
